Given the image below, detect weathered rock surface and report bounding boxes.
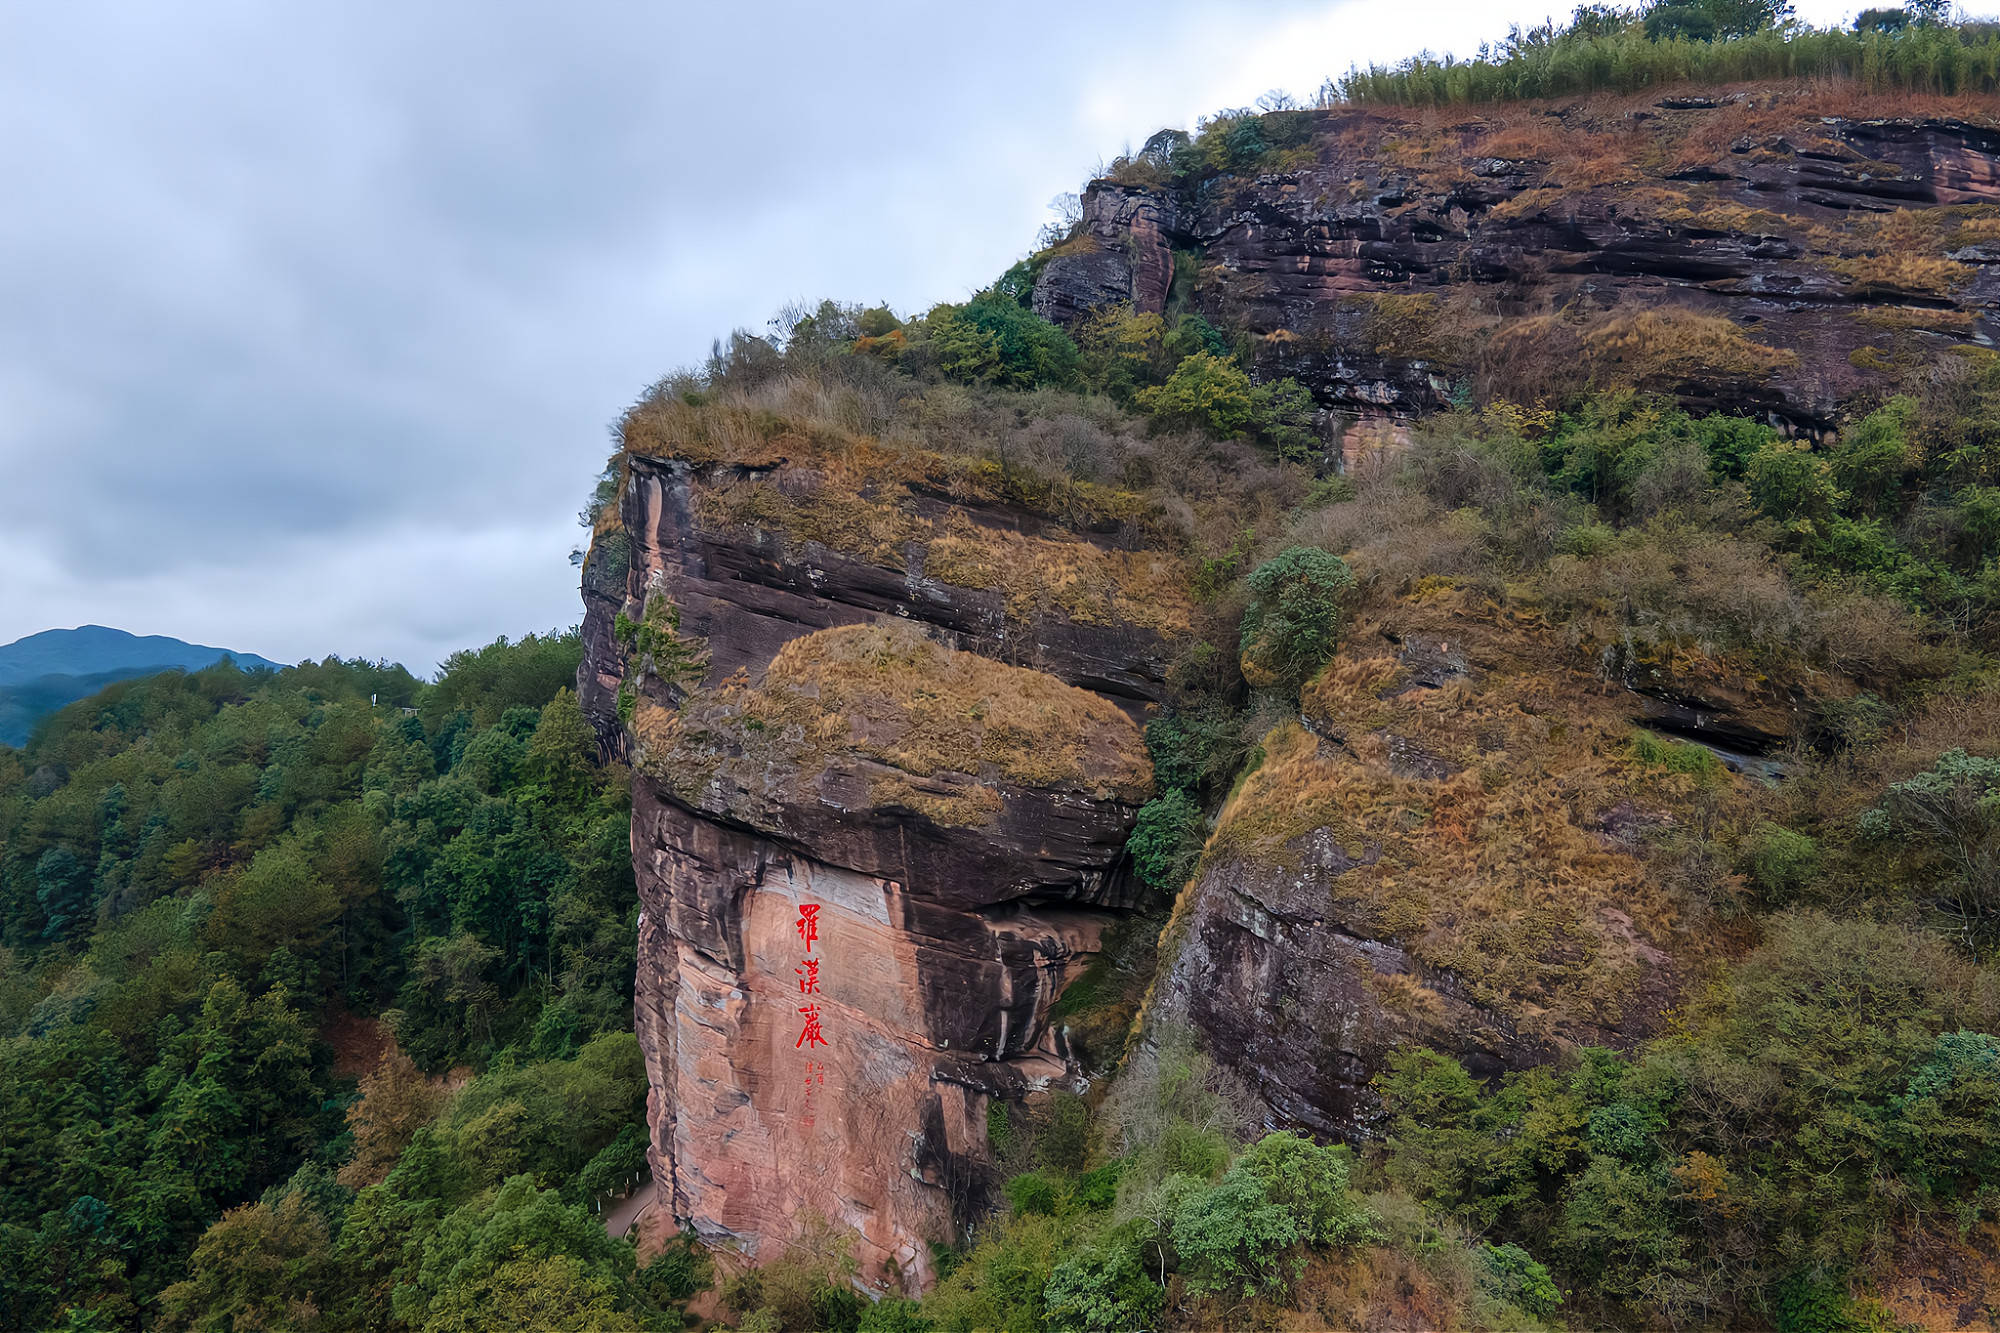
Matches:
[1035,103,2000,432]
[582,451,1170,1291]
[614,454,1181,718]
[1146,593,1690,1134]
[1147,826,1531,1136]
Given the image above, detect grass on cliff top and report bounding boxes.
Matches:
[767,621,1151,795]
[635,621,1152,826]
[620,371,1161,528]
[1334,20,2000,108]
[619,371,1303,641]
[692,475,1195,636]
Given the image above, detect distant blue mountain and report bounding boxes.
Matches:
[0,626,283,747]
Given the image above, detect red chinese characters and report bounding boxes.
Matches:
[794,902,829,1125]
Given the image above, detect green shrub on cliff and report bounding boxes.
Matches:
[1865,748,2000,946]
[1135,352,1320,460]
[1137,352,1257,437]
[926,294,1079,391]
[1168,1132,1379,1301]
[1128,789,1205,892]
[1373,914,2000,1327]
[1238,546,1355,694]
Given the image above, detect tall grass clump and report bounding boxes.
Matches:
[1332,21,2000,107]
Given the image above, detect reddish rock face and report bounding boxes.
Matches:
[632,800,1118,1290]
[583,454,1165,1292]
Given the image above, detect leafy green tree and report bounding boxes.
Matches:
[1137,352,1256,437]
[1128,790,1205,891]
[156,1194,332,1332]
[1865,749,2000,945]
[1745,822,1821,904]
[1250,377,1321,461]
[1855,6,1910,32]
[424,631,583,730]
[1170,1166,1299,1299]
[1144,708,1242,796]
[1645,0,1793,41]
[1238,547,1355,693]
[928,296,1080,390]
[1889,1029,2000,1206]
[1232,1131,1380,1248]
[1006,1172,1061,1216]
[1548,1156,1689,1314]
[392,1174,639,1333]
[339,1048,452,1189]
[525,688,596,803]
[1042,1236,1161,1333]
[33,847,92,941]
[1832,397,1918,516]
[858,1295,934,1332]
[1747,442,1843,525]
[430,1253,648,1333]
[1481,1243,1562,1319]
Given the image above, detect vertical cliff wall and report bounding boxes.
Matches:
[580,437,1182,1290]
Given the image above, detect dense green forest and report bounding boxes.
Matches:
[0,636,705,1331]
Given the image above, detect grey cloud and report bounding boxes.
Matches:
[5,0,1856,671]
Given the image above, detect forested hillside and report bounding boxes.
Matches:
[0,637,705,1331]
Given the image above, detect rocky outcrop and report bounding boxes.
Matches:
[1035,102,2000,432]
[581,88,1969,1289]
[1145,592,1689,1134]
[615,454,1180,712]
[1147,825,1533,1136]
[582,445,1176,1291]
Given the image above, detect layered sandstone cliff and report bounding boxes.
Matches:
[579,423,1182,1290]
[1036,99,2000,442]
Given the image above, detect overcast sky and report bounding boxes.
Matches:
[2,0,1865,674]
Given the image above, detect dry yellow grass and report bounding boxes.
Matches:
[697,481,923,568]
[1856,305,1978,333]
[867,775,1004,827]
[1486,186,1568,223]
[1828,251,1972,296]
[1803,207,1989,294]
[620,395,801,466]
[922,511,1192,634]
[1657,200,1798,235]
[626,379,1194,635]
[767,622,1150,794]
[1582,309,1798,384]
[635,622,1152,827]
[698,475,1193,636]
[1189,591,1718,1037]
